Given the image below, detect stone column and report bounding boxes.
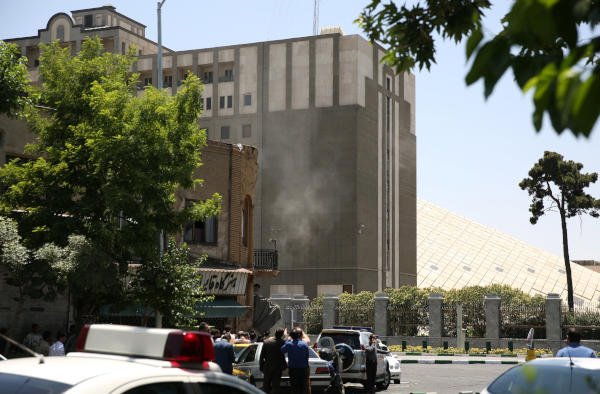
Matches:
[428,293,444,346]
[485,294,501,346]
[374,292,389,336]
[546,293,562,341]
[323,295,339,329]
[268,294,292,329]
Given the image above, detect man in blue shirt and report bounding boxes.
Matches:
[214,333,236,374]
[281,327,309,394]
[556,328,597,358]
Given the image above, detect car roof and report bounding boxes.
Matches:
[528,357,600,369]
[0,354,263,393]
[320,329,369,335]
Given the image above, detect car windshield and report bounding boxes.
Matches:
[487,363,600,394]
[323,333,361,350]
[0,373,72,394]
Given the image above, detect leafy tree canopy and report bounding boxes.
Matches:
[357,0,600,137]
[0,36,220,265]
[0,41,31,117]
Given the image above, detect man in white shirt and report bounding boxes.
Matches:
[49,332,66,356]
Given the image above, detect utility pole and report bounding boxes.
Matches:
[155,0,167,328]
[313,0,319,35]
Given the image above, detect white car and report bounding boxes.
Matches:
[0,324,264,394]
[377,339,401,384]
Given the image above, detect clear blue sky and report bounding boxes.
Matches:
[1,1,598,260]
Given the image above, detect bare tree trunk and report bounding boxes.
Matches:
[560,212,574,312]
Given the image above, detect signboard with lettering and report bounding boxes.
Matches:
[200,268,249,295]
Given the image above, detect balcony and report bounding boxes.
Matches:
[253,249,278,271]
[218,75,234,83]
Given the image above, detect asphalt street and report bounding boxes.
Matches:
[343,363,513,394]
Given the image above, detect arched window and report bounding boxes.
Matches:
[56,25,65,41]
[242,195,252,247]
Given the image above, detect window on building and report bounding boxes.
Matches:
[227,95,233,108]
[243,93,252,106]
[56,25,65,41]
[202,71,213,84]
[121,42,126,54]
[224,68,234,81]
[184,201,218,244]
[205,97,212,110]
[138,49,143,56]
[221,126,230,139]
[342,284,353,294]
[84,14,93,27]
[219,96,225,109]
[163,75,172,87]
[386,76,391,91]
[242,124,251,138]
[386,97,391,133]
[242,196,252,247]
[33,59,39,67]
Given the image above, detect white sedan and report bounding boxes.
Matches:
[0,324,264,394]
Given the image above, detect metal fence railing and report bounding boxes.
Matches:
[562,303,600,339]
[500,304,546,339]
[387,304,429,336]
[336,304,374,328]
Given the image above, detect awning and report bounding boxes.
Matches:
[197,298,249,318]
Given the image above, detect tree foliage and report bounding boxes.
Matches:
[129,239,212,328]
[0,41,31,117]
[357,0,600,137]
[519,151,600,311]
[0,36,219,260]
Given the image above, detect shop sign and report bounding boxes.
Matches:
[200,269,249,295]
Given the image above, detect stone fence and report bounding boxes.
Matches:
[269,292,600,353]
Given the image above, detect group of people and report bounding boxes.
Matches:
[16,323,76,357]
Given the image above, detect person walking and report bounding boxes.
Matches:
[556,328,597,358]
[364,335,378,394]
[49,332,66,356]
[260,328,288,394]
[213,333,236,374]
[281,327,310,394]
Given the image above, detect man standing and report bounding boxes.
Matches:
[213,333,236,374]
[281,327,309,394]
[364,335,378,394]
[260,328,287,393]
[49,332,66,356]
[556,328,597,358]
[23,323,42,354]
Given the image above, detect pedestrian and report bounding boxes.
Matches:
[556,328,597,358]
[223,324,236,342]
[213,333,236,374]
[260,328,288,394]
[364,334,378,394]
[297,328,312,394]
[39,331,51,356]
[49,332,66,356]
[281,327,310,394]
[211,328,221,342]
[64,324,78,354]
[23,323,42,353]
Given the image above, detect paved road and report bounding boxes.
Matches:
[343,363,513,394]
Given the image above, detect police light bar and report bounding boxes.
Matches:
[76,324,215,366]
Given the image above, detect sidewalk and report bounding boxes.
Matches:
[392,352,526,365]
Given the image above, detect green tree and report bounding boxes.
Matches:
[357,0,600,137]
[519,151,600,311]
[129,239,212,328]
[0,216,61,335]
[0,36,220,322]
[0,41,31,116]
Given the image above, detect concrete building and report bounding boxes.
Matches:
[2,7,417,300]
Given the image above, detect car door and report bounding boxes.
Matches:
[376,342,387,376]
[234,344,261,385]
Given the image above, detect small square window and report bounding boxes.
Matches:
[221,126,230,139]
[243,94,252,106]
[205,97,212,110]
[219,96,225,109]
[242,124,251,138]
[227,95,233,108]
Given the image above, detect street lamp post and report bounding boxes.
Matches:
[155,0,167,328]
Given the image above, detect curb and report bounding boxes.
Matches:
[399,359,521,365]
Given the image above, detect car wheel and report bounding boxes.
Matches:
[376,369,391,391]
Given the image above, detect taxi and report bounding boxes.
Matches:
[0,324,264,394]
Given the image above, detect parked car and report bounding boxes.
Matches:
[0,324,264,394]
[385,353,401,384]
[315,326,391,390]
[234,341,331,391]
[482,357,600,394]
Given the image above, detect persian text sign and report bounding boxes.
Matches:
[200,269,249,295]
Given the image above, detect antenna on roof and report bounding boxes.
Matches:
[313,0,319,35]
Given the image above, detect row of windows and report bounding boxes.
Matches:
[202,94,252,111]
[215,124,252,140]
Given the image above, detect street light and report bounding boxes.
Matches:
[157,0,167,90]
[155,0,167,328]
